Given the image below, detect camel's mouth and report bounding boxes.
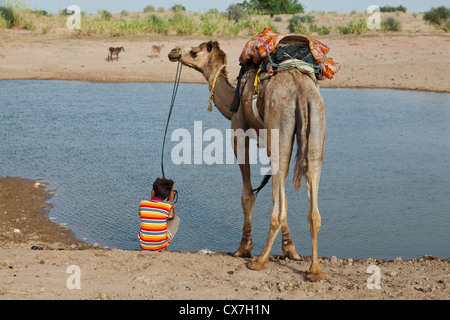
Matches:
[168,49,181,62]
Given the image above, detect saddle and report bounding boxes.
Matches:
[231,30,341,113]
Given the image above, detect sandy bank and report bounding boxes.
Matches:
[0,177,448,300]
[0,31,449,93]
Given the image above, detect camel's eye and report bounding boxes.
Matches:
[190,50,197,58]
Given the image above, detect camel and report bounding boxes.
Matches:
[108,47,125,62]
[168,40,326,281]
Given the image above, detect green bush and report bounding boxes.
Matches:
[171,4,186,12]
[336,18,368,35]
[288,15,311,33]
[200,12,219,36]
[240,0,304,15]
[226,4,246,23]
[98,9,112,21]
[380,5,407,13]
[147,14,167,34]
[317,25,331,35]
[0,14,8,28]
[143,5,154,13]
[423,6,450,32]
[381,17,401,31]
[168,10,196,34]
[0,6,14,28]
[239,13,273,35]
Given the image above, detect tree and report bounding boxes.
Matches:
[240,0,304,15]
[171,4,186,12]
[227,4,246,22]
[143,5,155,13]
[423,6,449,32]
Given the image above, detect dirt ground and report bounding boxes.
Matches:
[0,27,449,301]
[0,177,448,300]
[0,30,449,92]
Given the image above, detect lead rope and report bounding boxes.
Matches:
[161,56,183,179]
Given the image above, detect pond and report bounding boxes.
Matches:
[1,80,449,259]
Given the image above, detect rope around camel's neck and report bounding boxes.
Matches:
[207,64,227,112]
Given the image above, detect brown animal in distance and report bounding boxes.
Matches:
[108,47,125,61]
[150,44,165,58]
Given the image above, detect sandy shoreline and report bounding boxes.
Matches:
[0,176,448,300]
[1,29,449,300]
[0,31,449,93]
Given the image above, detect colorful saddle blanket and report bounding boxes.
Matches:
[239,27,341,79]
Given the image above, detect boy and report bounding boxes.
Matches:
[138,178,180,251]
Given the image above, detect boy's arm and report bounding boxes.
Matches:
[168,190,175,219]
[168,205,175,220]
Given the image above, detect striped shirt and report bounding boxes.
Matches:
[138,198,174,251]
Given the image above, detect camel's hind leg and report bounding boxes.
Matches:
[305,98,326,281]
[305,167,325,281]
[247,122,298,270]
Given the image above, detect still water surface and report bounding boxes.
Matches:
[1,80,449,259]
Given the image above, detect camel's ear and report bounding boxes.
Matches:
[206,41,219,52]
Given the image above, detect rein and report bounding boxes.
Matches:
[207,64,227,112]
[161,56,183,179]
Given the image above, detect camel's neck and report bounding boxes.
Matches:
[205,68,234,121]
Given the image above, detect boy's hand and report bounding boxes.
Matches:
[169,189,176,206]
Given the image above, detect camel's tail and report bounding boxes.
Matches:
[293,96,310,191]
[252,96,311,196]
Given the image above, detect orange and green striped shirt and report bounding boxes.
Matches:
[138,198,174,251]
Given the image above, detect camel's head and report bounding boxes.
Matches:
[168,41,227,76]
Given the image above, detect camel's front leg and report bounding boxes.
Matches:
[234,161,255,258]
[232,125,255,258]
[281,217,301,260]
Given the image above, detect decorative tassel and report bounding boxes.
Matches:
[207,98,213,112]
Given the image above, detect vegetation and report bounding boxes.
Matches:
[381,17,402,32]
[0,0,440,36]
[98,9,112,21]
[380,5,407,13]
[336,18,368,35]
[423,6,450,32]
[239,0,304,15]
[288,15,331,35]
[171,4,186,12]
[226,4,246,23]
[143,5,154,13]
[0,6,14,27]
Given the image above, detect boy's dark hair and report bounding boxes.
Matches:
[153,178,174,200]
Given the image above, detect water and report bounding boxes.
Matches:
[1,80,449,259]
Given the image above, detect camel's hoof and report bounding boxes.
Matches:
[246,260,266,271]
[283,250,301,261]
[233,250,253,259]
[306,272,326,282]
